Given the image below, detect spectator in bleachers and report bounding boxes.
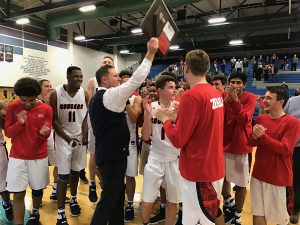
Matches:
[221,59,226,74]
[283,56,289,71]
[263,64,271,81]
[212,59,218,75]
[257,55,264,81]
[251,56,257,79]
[235,59,243,72]
[231,57,237,72]
[291,54,298,71]
[243,58,249,75]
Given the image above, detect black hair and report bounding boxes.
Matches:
[212,74,227,85]
[67,66,81,77]
[206,74,213,85]
[95,64,115,85]
[14,77,41,97]
[161,71,177,80]
[266,85,289,108]
[155,75,176,89]
[119,70,132,79]
[228,72,247,85]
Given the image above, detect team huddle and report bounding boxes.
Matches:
[0,37,299,225]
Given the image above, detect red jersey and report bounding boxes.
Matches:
[164,83,225,182]
[5,100,53,160]
[249,114,300,186]
[223,91,256,154]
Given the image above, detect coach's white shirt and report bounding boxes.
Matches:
[97,58,151,113]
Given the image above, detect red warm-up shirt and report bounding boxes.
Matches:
[5,100,53,160]
[249,114,300,186]
[223,91,256,154]
[163,83,225,182]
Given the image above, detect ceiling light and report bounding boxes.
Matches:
[131,28,142,34]
[208,17,226,24]
[170,45,179,50]
[16,18,30,25]
[208,22,230,26]
[74,35,86,41]
[79,5,96,12]
[229,39,243,45]
[120,49,129,54]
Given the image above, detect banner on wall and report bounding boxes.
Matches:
[5,45,13,62]
[0,44,4,61]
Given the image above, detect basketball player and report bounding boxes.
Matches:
[119,70,143,222]
[212,74,227,93]
[222,72,256,225]
[89,37,158,225]
[38,79,58,201]
[249,86,300,225]
[86,55,114,202]
[285,95,300,224]
[5,77,52,225]
[156,49,225,225]
[0,100,13,222]
[141,75,181,225]
[50,66,88,225]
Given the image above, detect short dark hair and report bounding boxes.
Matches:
[266,85,289,107]
[206,74,213,85]
[161,71,177,79]
[103,55,114,63]
[155,75,176,90]
[95,64,115,85]
[213,75,227,85]
[119,70,132,79]
[229,72,247,84]
[185,49,210,76]
[67,66,81,77]
[14,77,41,97]
[39,79,50,86]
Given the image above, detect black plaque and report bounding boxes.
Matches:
[5,45,13,62]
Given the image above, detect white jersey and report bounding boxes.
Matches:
[126,95,137,146]
[56,85,87,137]
[149,101,180,162]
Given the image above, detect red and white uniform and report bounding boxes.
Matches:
[5,100,52,192]
[163,83,225,225]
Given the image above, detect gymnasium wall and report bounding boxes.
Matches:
[0,25,141,90]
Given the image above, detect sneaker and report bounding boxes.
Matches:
[290,212,299,224]
[26,212,40,225]
[50,194,70,203]
[124,204,134,222]
[69,199,81,217]
[149,206,165,224]
[175,209,182,225]
[56,211,69,225]
[88,184,98,202]
[79,170,88,184]
[2,201,13,221]
[231,213,241,225]
[223,205,235,224]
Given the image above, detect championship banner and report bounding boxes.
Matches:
[5,45,13,62]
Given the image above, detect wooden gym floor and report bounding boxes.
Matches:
[0,141,297,225]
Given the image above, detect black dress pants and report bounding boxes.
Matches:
[293,147,300,213]
[90,158,127,225]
